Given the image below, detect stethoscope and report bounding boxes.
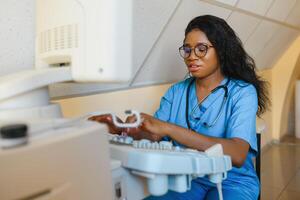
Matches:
[186,78,230,130]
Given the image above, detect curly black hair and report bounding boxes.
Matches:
[184,15,269,116]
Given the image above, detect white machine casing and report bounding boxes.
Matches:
[36,0,132,82]
[0,122,114,200]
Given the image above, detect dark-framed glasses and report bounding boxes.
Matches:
[179,43,213,59]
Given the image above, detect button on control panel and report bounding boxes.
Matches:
[108,134,189,151]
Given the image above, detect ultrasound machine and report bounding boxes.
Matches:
[0,1,232,199]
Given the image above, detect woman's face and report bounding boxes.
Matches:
[183,29,221,79]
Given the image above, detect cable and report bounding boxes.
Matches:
[216,183,223,200]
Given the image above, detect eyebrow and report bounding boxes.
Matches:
[183,42,211,47]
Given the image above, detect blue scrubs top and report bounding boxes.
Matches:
[153,77,259,198]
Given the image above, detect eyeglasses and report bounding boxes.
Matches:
[179,43,213,59]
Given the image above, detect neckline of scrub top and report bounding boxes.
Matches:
[189,77,229,120]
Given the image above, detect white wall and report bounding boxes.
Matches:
[0,0,35,76]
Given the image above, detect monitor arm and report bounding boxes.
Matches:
[0,67,72,121]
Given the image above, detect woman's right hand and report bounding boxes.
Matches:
[88,114,124,135]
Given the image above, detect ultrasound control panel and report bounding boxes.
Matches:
[107,134,232,196]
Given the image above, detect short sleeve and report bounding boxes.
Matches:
[226,85,258,154]
[153,85,174,122]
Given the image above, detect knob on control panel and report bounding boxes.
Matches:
[0,124,28,149]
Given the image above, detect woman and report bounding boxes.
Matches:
[89,15,269,200]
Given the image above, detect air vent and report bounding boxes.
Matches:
[39,24,78,53]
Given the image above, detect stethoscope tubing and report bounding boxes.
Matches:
[186,78,230,130]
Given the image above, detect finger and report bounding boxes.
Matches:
[125,115,137,123]
[151,134,161,141]
[88,116,95,120]
[125,116,132,123]
[89,114,106,120]
[97,115,112,122]
[126,128,141,139]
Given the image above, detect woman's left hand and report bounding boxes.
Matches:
[125,113,167,141]
[139,113,166,136]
